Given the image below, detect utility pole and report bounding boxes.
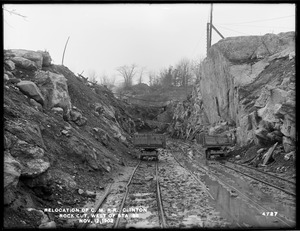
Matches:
[207,4,213,56]
[209,3,213,49]
[206,4,225,56]
[206,22,210,56]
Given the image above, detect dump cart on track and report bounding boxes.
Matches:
[197,132,234,159]
[133,133,166,160]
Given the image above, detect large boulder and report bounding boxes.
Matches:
[4,59,15,71]
[5,120,45,149]
[4,152,22,205]
[7,49,44,69]
[35,71,72,110]
[11,57,38,71]
[9,139,50,178]
[16,80,45,106]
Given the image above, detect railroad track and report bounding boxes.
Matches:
[226,160,295,184]
[171,154,244,228]
[219,161,296,197]
[172,150,295,228]
[113,160,167,228]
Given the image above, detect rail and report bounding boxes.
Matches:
[172,147,294,228]
[113,160,167,228]
[219,162,295,197]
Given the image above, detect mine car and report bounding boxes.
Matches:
[197,132,234,159]
[133,133,166,160]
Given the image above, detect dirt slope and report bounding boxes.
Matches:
[3,50,143,228]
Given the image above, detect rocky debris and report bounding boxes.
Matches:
[6,77,21,85]
[284,151,295,161]
[92,127,111,146]
[16,81,45,106]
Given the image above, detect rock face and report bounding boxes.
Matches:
[170,32,295,151]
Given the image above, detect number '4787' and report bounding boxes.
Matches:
[262,212,278,216]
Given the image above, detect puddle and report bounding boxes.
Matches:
[175,153,296,228]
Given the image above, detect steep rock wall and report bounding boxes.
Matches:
[170,32,295,148]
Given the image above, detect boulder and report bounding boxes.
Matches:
[282,136,295,153]
[35,71,72,110]
[39,221,56,229]
[70,109,82,122]
[9,139,50,178]
[16,81,45,106]
[4,152,22,188]
[266,130,283,143]
[92,127,110,146]
[51,107,64,113]
[37,50,52,67]
[74,116,87,126]
[4,73,9,81]
[29,99,43,111]
[5,120,45,149]
[11,56,38,70]
[4,59,15,71]
[4,152,22,205]
[284,151,295,161]
[8,49,44,69]
[22,159,50,178]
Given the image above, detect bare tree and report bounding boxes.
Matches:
[174,58,193,87]
[88,70,98,83]
[99,73,116,90]
[116,64,137,88]
[148,71,161,87]
[138,66,146,84]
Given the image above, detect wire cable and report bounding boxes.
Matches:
[216,15,295,26]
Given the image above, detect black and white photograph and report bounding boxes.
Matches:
[3,3,296,229]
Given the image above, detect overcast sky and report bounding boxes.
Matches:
[4,3,295,85]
